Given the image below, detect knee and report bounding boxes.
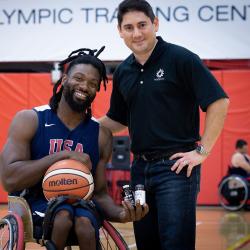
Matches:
[75,217,95,239]
[53,210,73,231]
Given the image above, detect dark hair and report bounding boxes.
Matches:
[49,47,108,119]
[236,139,248,149]
[117,0,155,27]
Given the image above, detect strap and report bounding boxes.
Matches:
[43,196,70,240]
[42,196,102,240]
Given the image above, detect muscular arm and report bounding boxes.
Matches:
[0,110,91,193]
[92,126,124,222]
[170,98,230,177]
[93,125,148,222]
[201,98,230,154]
[98,116,126,134]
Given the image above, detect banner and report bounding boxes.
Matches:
[0,0,250,61]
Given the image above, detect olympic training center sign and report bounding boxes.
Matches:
[0,0,249,61]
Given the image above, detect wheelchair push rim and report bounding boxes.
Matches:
[0,212,24,250]
[99,220,129,250]
[43,220,129,250]
[219,175,249,211]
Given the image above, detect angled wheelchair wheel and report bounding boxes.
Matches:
[99,221,129,250]
[219,175,249,211]
[0,212,24,250]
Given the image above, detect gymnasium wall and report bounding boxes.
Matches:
[0,70,250,204]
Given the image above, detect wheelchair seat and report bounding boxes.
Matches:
[0,196,129,250]
[218,174,250,211]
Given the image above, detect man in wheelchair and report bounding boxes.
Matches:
[228,139,250,177]
[0,47,149,250]
[219,139,250,210]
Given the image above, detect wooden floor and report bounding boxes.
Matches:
[1,205,250,250]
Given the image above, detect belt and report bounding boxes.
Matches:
[134,145,196,162]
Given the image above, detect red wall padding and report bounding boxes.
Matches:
[1,70,250,204]
[197,71,224,204]
[92,79,129,136]
[0,73,53,202]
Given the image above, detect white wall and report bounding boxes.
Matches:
[0,0,249,61]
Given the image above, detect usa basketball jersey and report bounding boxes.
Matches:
[31,104,100,175]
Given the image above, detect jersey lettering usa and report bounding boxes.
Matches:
[31,105,99,175]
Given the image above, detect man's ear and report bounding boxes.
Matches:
[117,24,123,38]
[153,16,159,33]
[61,74,67,86]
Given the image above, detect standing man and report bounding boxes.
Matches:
[99,0,229,249]
[0,47,148,250]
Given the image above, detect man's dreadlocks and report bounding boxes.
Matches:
[49,47,108,120]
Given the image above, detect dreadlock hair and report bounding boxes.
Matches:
[49,47,108,120]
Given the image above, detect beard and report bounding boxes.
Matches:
[63,85,95,113]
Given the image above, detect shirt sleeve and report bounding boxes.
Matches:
[184,53,229,112]
[106,71,128,126]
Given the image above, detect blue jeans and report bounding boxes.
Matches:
[131,158,201,250]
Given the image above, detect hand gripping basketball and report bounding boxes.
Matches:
[42,159,94,201]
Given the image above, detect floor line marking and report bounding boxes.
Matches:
[226,234,250,250]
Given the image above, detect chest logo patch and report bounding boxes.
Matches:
[45,123,56,127]
[154,68,165,81]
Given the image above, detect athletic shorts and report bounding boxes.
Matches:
[29,198,100,239]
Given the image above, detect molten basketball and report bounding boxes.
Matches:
[42,159,94,201]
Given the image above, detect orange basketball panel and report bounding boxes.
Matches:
[46,159,90,174]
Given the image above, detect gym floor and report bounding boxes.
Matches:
[1,205,250,250]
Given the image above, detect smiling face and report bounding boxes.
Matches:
[62,64,100,112]
[118,11,159,57]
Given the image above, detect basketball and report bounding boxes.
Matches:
[42,159,94,201]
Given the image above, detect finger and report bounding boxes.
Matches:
[171,157,186,171]
[171,159,181,171]
[87,159,92,170]
[123,200,136,221]
[83,154,92,170]
[187,165,194,177]
[141,203,149,217]
[169,152,184,160]
[175,165,184,174]
[176,160,189,174]
[121,201,132,219]
[134,200,143,220]
[81,159,92,170]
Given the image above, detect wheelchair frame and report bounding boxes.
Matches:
[218,175,250,211]
[0,196,129,250]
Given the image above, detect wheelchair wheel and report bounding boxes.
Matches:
[0,212,24,250]
[99,221,129,250]
[219,175,249,211]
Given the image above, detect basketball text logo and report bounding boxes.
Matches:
[49,178,77,186]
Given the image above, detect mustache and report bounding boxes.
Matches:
[63,87,94,112]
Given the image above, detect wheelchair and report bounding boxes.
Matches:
[0,196,129,250]
[218,170,250,211]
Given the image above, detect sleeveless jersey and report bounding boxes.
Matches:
[228,154,250,177]
[28,105,100,198]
